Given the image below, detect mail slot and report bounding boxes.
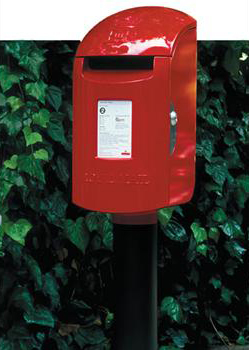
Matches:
[72,6,197,213]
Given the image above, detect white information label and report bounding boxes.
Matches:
[97,100,132,158]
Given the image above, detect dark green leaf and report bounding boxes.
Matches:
[196,138,213,161]
[221,287,235,305]
[225,240,246,262]
[43,272,60,308]
[0,181,13,201]
[9,286,34,313]
[102,220,113,250]
[158,207,174,226]
[54,156,69,186]
[162,221,188,243]
[223,146,242,169]
[23,254,43,289]
[40,191,67,227]
[198,107,222,128]
[25,81,47,104]
[0,167,25,188]
[7,323,31,340]
[235,187,249,209]
[237,335,246,345]
[0,65,20,92]
[53,263,68,286]
[224,131,237,146]
[85,212,101,232]
[160,296,183,323]
[168,329,188,349]
[32,108,50,127]
[0,111,22,135]
[220,220,243,238]
[46,85,62,111]
[0,338,13,350]
[205,158,229,186]
[0,93,6,106]
[24,306,55,327]
[205,182,222,195]
[190,222,207,243]
[5,219,32,246]
[17,154,45,183]
[105,311,114,330]
[197,65,211,85]
[47,114,67,145]
[197,243,208,257]
[212,208,227,223]
[5,41,46,79]
[236,174,249,193]
[209,276,222,289]
[64,217,90,253]
[208,227,220,243]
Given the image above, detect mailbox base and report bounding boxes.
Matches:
[113,219,157,350]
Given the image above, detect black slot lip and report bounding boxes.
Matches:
[83,56,154,70]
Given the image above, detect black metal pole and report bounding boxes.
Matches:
[112,222,157,350]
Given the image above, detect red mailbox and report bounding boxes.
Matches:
[73,6,196,213]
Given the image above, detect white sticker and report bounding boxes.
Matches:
[97,100,132,158]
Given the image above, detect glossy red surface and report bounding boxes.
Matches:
[76,7,196,57]
[73,56,171,212]
[169,28,196,205]
[72,7,196,213]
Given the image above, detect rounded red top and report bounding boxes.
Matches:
[76,7,196,57]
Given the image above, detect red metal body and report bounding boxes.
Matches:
[73,6,196,213]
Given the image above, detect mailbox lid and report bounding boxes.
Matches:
[76,7,196,57]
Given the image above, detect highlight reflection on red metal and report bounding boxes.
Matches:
[73,7,196,213]
[76,7,196,57]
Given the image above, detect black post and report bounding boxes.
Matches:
[113,222,158,350]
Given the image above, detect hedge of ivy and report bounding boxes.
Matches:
[0,41,248,350]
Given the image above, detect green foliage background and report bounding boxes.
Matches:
[0,41,248,349]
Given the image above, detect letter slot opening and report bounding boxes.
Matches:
[86,56,154,70]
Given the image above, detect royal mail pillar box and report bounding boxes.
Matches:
[73,7,196,213]
[73,6,196,350]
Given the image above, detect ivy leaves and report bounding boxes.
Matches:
[4,41,46,79]
[64,218,90,254]
[4,218,32,246]
[158,41,249,348]
[0,40,114,350]
[0,41,70,207]
[4,155,18,169]
[205,157,230,187]
[0,111,23,135]
[40,191,68,227]
[25,81,47,104]
[23,126,43,146]
[161,297,183,324]
[32,108,50,127]
[17,154,45,183]
[46,85,62,111]
[0,65,20,92]
[1,39,248,350]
